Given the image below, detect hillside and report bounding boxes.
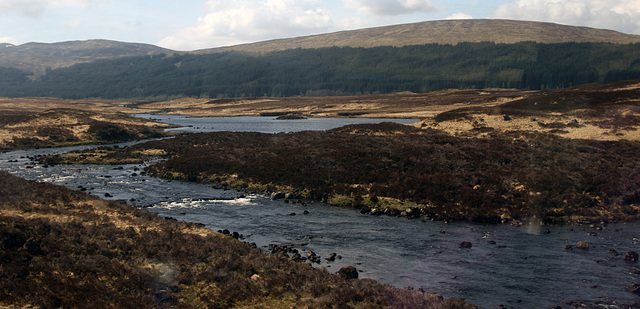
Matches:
[197,19,640,54]
[0,39,173,76]
[3,41,640,99]
[2,19,640,79]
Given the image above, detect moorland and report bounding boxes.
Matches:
[2,79,640,309]
[1,170,475,308]
[2,18,640,308]
[38,79,640,224]
[0,97,178,151]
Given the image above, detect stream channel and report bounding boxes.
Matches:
[1,116,639,308]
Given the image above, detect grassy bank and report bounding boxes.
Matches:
[43,122,640,224]
[0,109,174,152]
[0,171,472,308]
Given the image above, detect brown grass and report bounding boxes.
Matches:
[417,80,640,141]
[196,19,640,55]
[0,106,175,151]
[0,170,474,308]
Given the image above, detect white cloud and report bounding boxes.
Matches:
[158,0,335,50]
[62,18,82,27]
[0,0,99,17]
[0,36,18,45]
[494,0,640,35]
[445,13,472,20]
[343,0,437,16]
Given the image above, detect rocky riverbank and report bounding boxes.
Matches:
[41,121,640,224]
[0,170,473,308]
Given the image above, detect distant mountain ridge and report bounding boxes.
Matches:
[2,19,640,77]
[198,19,640,54]
[0,39,172,76]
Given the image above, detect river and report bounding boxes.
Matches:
[1,116,638,308]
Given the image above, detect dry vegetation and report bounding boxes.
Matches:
[0,171,473,308]
[3,79,638,150]
[0,97,175,151]
[131,89,523,119]
[3,79,640,307]
[42,80,640,224]
[417,80,640,142]
[0,40,172,77]
[52,121,639,224]
[131,80,640,143]
[196,19,640,54]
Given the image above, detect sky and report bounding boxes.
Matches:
[1,0,640,51]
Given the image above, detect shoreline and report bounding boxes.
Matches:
[39,122,640,225]
[0,170,473,308]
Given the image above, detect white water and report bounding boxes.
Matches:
[2,116,639,308]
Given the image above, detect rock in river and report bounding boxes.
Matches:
[627,284,640,296]
[624,251,638,262]
[271,192,286,200]
[576,241,590,249]
[338,266,359,279]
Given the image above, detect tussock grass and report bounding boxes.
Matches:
[0,171,472,308]
[46,120,640,224]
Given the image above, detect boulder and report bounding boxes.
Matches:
[285,192,298,200]
[503,114,511,121]
[2,231,27,250]
[404,207,421,218]
[576,241,590,249]
[624,251,639,262]
[270,192,286,200]
[337,266,359,279]
[459,241,473,249]
[24,238,42,255]
[568,118,580,127]
[627,284,640,296]
[325,253,337,262]
[154,290,176,304]
[290,253,306,262]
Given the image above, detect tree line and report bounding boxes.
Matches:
[1,42,640,99]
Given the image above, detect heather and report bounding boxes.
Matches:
[46,122,640,223]
[0,170,471,308]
